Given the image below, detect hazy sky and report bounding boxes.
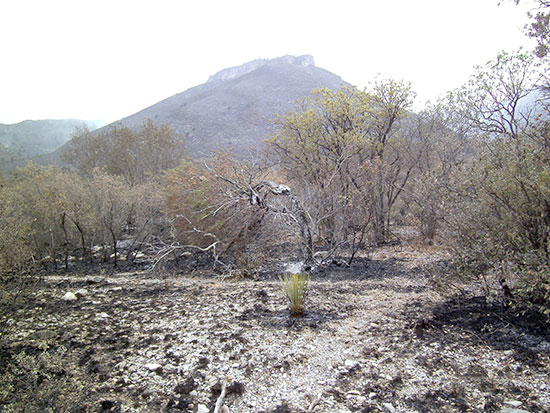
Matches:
[0,0,536,124]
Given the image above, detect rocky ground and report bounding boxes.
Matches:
[1,243,549,412]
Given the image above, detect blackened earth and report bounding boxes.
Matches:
[2,245,549,412]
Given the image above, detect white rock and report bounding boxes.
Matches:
[504,400,523,408]
[197,404,209,413]
[74,288,88,297]
[144,363,163,373]
[369,392,377,399]
[164,364,176,373]
[86,275,105,284]
[62,292,77,301]
[383,403,397,413]
[344,359,356,368]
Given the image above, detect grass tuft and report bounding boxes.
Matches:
[278,272,310,316]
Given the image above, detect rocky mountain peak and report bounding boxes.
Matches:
[51,54,344,160]
[273,54,315,67]
[207,54,315,83]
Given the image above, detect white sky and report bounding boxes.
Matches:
[0,0,537,124]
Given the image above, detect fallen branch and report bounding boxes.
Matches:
[307,391,323,412]
[148,240,220,271]
[213,375,231,413]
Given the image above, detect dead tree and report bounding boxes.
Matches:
[215,175,316,268]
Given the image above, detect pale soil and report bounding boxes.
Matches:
[2,244,549,412]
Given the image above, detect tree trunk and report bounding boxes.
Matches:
[373,211,386,245]
[74,222,89,263]
[110,230,117,267]
[61,212,70,271]
[291,196,314,269]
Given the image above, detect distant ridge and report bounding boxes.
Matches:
[0,119,102,172]
[71,54,346,157]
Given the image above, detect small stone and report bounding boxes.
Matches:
[32,329,56,340]
[347,390,361,396]
[368,392,377,399]
[197,404,209,413]
[344,359,356,368]
[144,363,163,373]
[221,406,230,413]
[86,276,105,284]
[383,403,397,413]
[95,312,109,320]
[229,382,245,396]
[197,356,209,368]
[62,292,77,301]
[504,401,523,408]
[164,364,176,373]
[74,288,88,297]
[175,377,197,394]
[141,388,154,399]
[499,409,531,413]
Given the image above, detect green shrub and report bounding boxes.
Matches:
[442,124,550,317]
[0,343,87,412]
[279,272,310,316]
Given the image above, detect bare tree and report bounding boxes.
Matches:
[446,50,541,140]
[64,120,186,185]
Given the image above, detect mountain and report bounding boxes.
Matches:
[90,55,346,157]
[0,119,102,172]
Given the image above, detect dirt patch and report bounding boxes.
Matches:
[1,245,549,412]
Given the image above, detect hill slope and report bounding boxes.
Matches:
[92,55,346,157]
[0,119,102,172]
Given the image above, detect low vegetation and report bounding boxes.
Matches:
[279,272,310,316]
[1,3,550,410]
[1,50,549,318]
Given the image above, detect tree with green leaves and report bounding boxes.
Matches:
[270,81,415,249]
[440,50,550,315]
[515,0,550,58]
